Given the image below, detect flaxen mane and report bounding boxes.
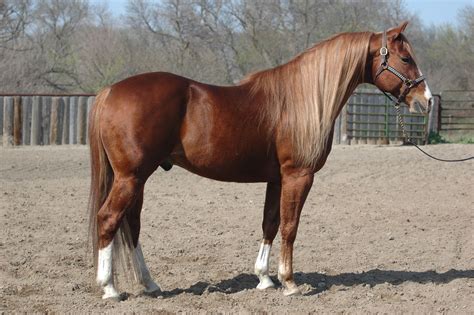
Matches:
[242,32,372,168]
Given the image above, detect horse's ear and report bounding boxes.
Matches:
[388,21,409,40]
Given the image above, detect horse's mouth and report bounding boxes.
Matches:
[409,99,430,114]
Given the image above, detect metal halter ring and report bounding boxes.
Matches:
[380,47,388,56]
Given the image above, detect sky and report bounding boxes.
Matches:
[94,0,472,27]
[405,0,471,26]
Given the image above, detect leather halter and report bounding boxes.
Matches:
[374,30,425,106]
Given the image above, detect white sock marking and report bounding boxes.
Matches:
[255,242,274,290]
[97,241,119,299]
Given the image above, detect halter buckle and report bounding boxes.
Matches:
[380,47,388,56]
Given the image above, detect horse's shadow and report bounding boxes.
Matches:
[161,268,474,297]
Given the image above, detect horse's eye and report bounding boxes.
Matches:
[400,56,411,63]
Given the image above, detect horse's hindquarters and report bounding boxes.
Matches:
[100,73,191,178]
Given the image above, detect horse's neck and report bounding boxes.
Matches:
[325,72,365,130]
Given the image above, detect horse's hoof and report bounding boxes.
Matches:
[102,293,126,302]
[256,276,275,290]
[283,286,301,296]
[142,281,161,298]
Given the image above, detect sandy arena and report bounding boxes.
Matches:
[0,144,473,313]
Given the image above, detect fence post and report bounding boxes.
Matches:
[13,96,22,145]
[31,96,42,145]
[61,97,70,144]
[50,97,65,145]
[437,94,442,134]
[3,97,14,146]
[428,95,440,134]
[22,97,32,145]
[69,96,78,144]
[41,97,51,145]
[86,97,94,144]
[333,115,341,145]
[341,106,348,144]
[77,96,87,144]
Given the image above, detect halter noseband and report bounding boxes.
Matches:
[374,30,425,106]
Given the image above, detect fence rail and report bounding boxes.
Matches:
[0,89,452,147]
[439,91,474,139]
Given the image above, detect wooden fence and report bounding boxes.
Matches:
[438,90,474,141]
[1,95,95,146]
[0,90,442,147]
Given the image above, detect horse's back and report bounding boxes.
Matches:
[109,71,192,104]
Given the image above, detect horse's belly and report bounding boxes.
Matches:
[170,144,280,183]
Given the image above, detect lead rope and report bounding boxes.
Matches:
[392,99,474,162]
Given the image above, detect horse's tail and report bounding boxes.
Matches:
[87,87,113,276]
[87,87,142,285]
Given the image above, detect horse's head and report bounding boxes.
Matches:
[369,21,433,113]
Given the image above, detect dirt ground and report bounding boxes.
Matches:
[0,144,473,313]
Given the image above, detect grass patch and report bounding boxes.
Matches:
[428,132,474,144]
[458,137,474,144]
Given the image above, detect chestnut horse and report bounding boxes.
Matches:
[88,21,432,300]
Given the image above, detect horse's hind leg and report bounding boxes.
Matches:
[126,186,161,296]
[96,175,141,300]
[255,182,281,290]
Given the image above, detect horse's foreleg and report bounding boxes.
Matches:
[96,176,141,300]
[126,186,161,296]
[255,182,281,290]
[278,170,313,296]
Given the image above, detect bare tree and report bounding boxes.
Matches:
[0,0,31,46]
[0,0,473,93]
[30,0,89,91]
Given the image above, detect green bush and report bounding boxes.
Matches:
[458,137,474,144]
[428,132,448,144]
